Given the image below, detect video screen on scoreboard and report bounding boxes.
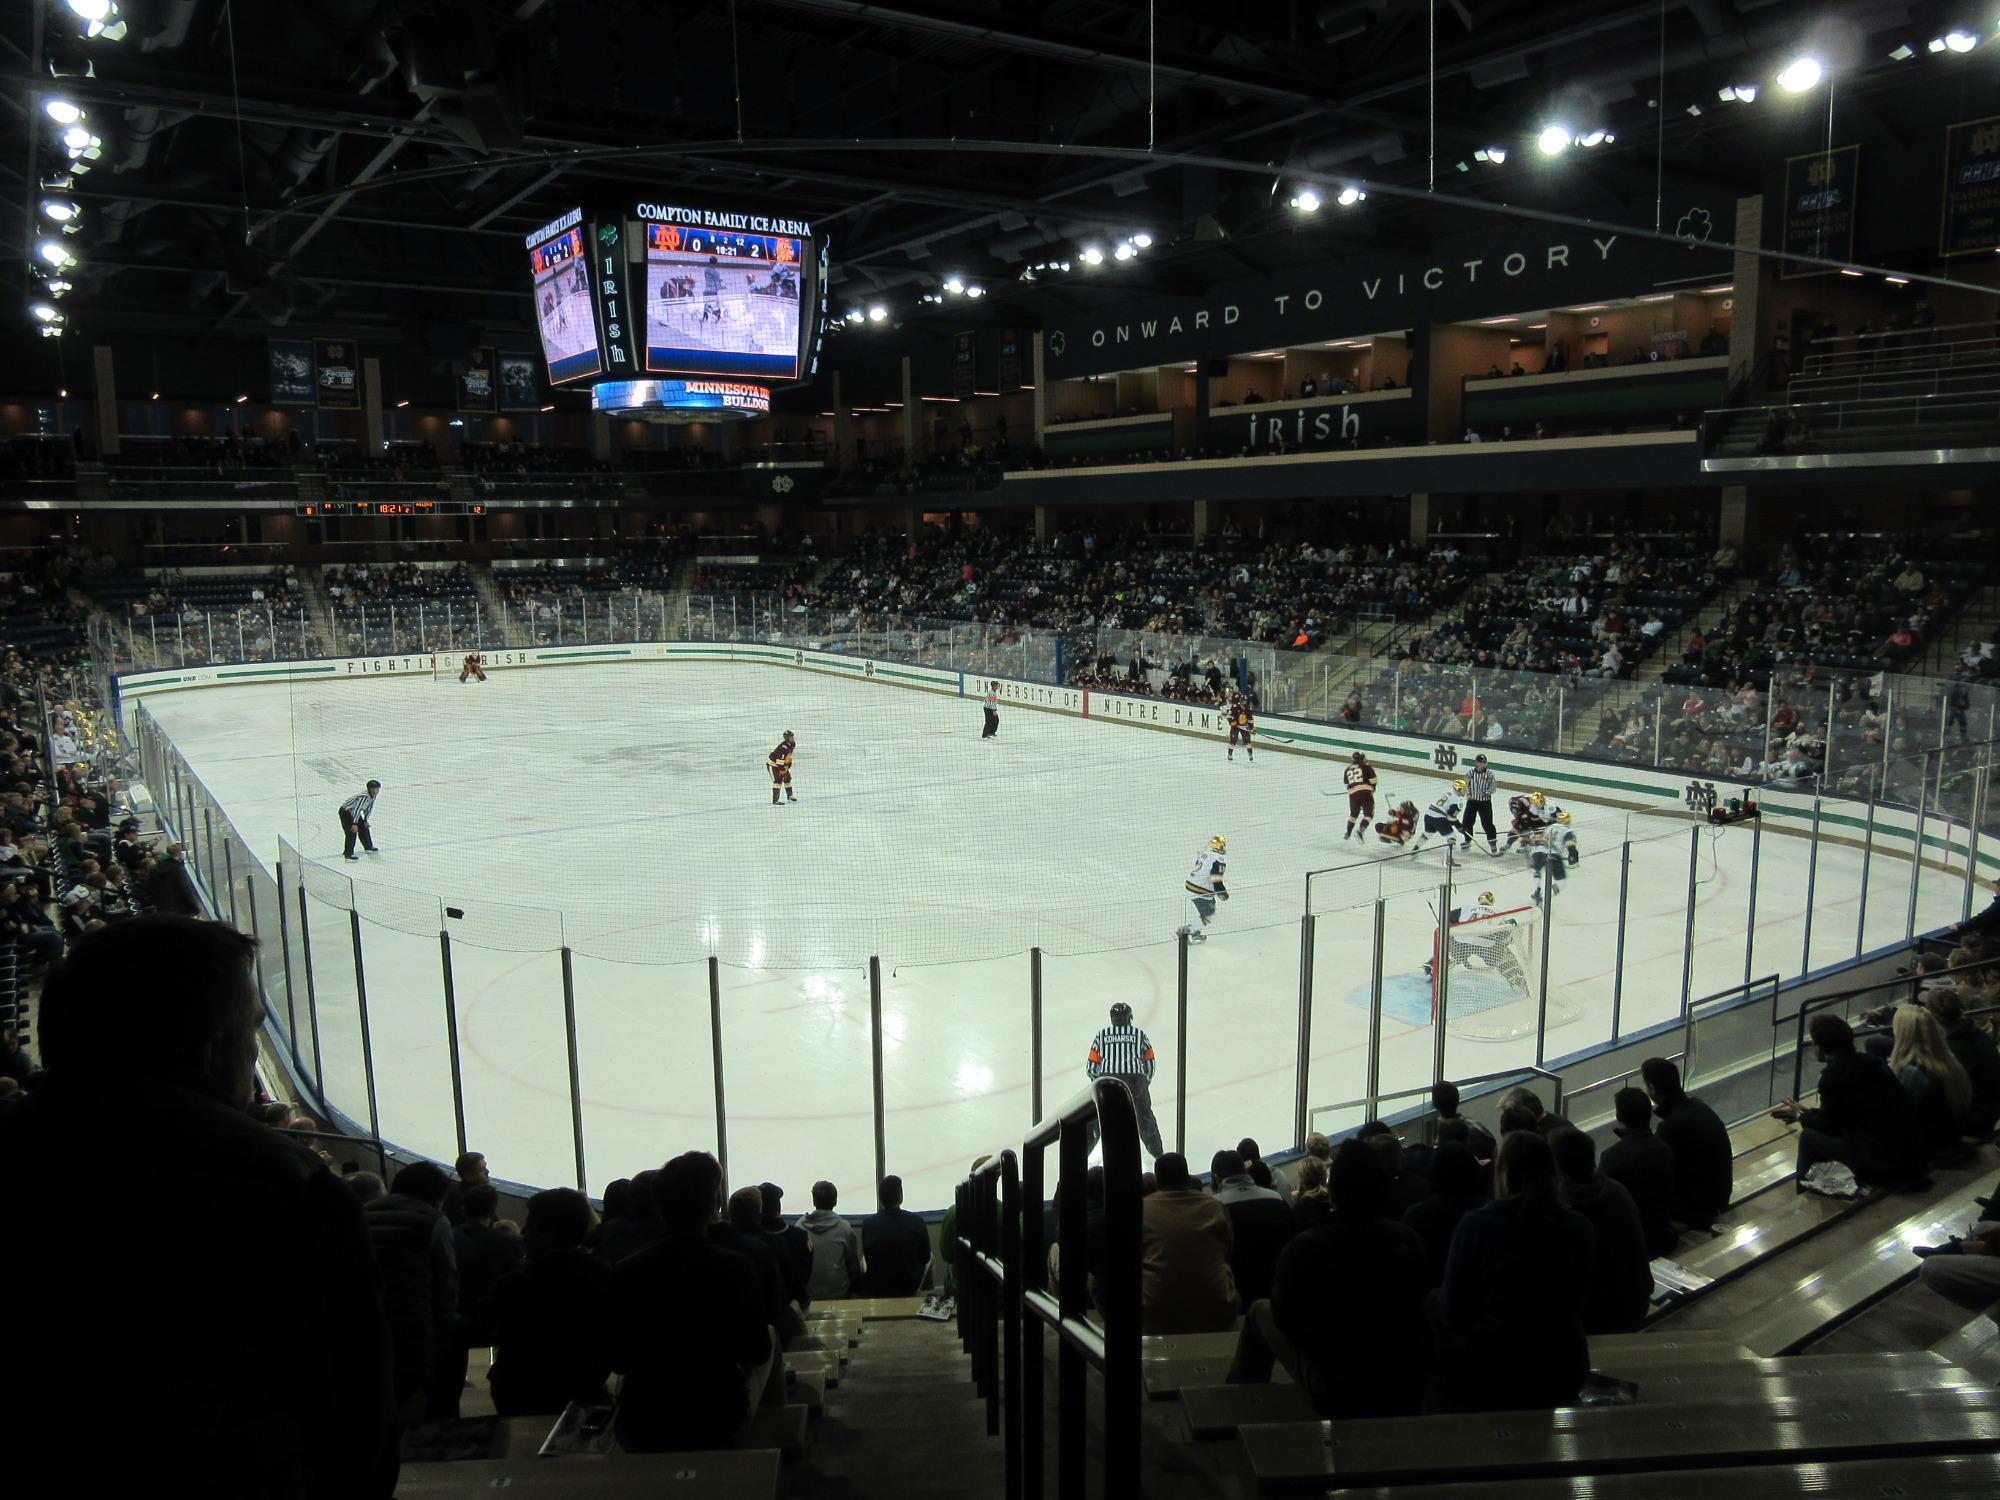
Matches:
[528,219,604,385]
[642,221,803,381]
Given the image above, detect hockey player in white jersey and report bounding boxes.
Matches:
[1426,889,1531,993]
[1180,835,1229,943]
[1415,780,1468,850]
[1528,812,1580,907]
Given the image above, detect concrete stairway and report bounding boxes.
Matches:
[466,562,521,647]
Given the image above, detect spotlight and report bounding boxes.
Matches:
[867,304,888,323]
[67,0,113,17]
[1114,241,1136,260]
[1473,146,1507,164]
[1929,36,1948,51]
[151,392,160,400]
[395,399,410,408]
[1776,56,1823,92]
[1889,42,1915,59]
[36,240,74,268]
[1885,275,1911,284]
[965,284,985,298]
[31,304,58,322]
[1079,245,1105,265]
[845,308,864,324]
[1288,189,1321,213]
[1945,31,1979,52]
[236,394,250,403]
[1579,129,1608,147]
[43,99,82,125]
[46,279,72,297]
[1130,232,1152,248]
[943,276,964,294]
[40,199,78,223]
[66,0,124,31]
[1734,84,1757,102]
[1336,184,1366,206]
[1685,103,1703,116]
[1537,124,1572,155]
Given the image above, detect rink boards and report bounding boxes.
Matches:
[110,638,1991,879]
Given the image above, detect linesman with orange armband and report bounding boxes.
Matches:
[767,730,797,806]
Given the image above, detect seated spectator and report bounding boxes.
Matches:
[481,1187,613,1416]
[714,1184,800,1343]
[1888,1004,1974,1158]
[366,1160,460,1423]
[802,1179,865,1299]
[0,916,398,1497]
[1225,1139,1430,1417]
[596,1168,663,1263]
[1431,1081,1497,1160]
[1210,1147,1294,1307]
[1927,990,2000,1137]
[1237,1136,1277,1190]
[1914,1219,2000,1309]
[453,1184,525,1316]
[1642,1057,1733,1226]
[1290,1154,1331,1230]
[345,1169,387,1206]
[1774,1014,1925,1188]
[1600,1086,1679,1258]
[1550,1126,1652,1333]
[1401,1139,1484,1287]
[608,1152,773,1452]
[442,1150,489,1225]
[1435,1130,1594,1412]
[861,1174,933,1295]
[760,1181,814,1307]
[1141,1152,1238,1333]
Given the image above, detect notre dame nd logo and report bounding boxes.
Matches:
[1684,781,1718,816]
[1433,744,1459,771]
[795,651,805,667]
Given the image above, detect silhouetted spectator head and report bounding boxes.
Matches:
[1500,1086,1546,1124]
[392,1160,450,1207]
[602,1178,633,1220]
[628,1169,664,1229]
[1328,1137,1388,1218]
[1495,1127,1558,1200]
[1154,1153,1192,1190]
[1355,1119,1393,1142]
[454,1151,489,1187]
[1547,1125,1596,1184]
[812,1179,838,1211]
[524,1187,594,1257]
[38,915,259,1103]
[1303,1132,1332,1162]
[758,1181,786,1227]
[1925,989,1967,1025]
[1640,1056,1687,1103]
[1437,1116,1472,1148]
[878,1175,905,1209]
[1430,1141,1480,1199]
[1809,1013,1856,1056]
[655,1151,724,1233]
[462,1184,500,1223]
[1366,1132,1403,1179]
[1614,1087,1654,1131]
[1433,1081,1462,1116]
[345,1171,386,1206]
[1498,1103,1541,1137]
[1210,1149,1245,1183]
[1295,1155,1329,1196]
[727,1185,764,1233]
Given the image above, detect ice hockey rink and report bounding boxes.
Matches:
[142,662,1972,1209]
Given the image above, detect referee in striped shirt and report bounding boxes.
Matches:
[1459,754,1498,854]
[339,780,381,861]
[1086,1002,1166,1159]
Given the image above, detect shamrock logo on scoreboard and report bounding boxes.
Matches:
[1048,330,1067,356]
[1676,207,1714,244]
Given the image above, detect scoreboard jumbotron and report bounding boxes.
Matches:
[525,197,829,422]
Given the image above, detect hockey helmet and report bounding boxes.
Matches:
[1530,790,1547,806]
[1110,1002,1134,1025]
[1453,778,1467,794]
[1477,891,1494,906]
[1351,750,1366,764]
[1556,810,1573,825]
[1209,834,1228,853]
[783,730,796,742]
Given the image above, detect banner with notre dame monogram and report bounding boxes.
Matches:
[952,329,977,399]
[1780,144,1859,277]
[1941,117,2000,257]
[996,329,1024,393]
[314,339,361,409]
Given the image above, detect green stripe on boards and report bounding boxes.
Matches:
[217,665,339,680]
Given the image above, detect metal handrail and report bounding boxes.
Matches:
[1789,954,2000,1099]
[956,1078,1142,1500]
[1306,1064,1566,1138]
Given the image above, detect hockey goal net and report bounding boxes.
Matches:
[1429,906,1580,1042]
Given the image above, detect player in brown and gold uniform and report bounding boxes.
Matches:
[458,651,486,683]
[767,730,797,806]
[1376,799,1419,846]
[1226,695,1255,762]
[1342,751,1378,840]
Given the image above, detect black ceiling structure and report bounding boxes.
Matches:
[4,0,1997,383]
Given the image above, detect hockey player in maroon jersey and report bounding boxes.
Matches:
[1375,799,1418,846]
[1342,752,1378,840]
[767,731,797,806]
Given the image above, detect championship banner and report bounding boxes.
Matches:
[996,329,1024,393]
[1780,144,1859,277]
[952,329,977,399]
[1942,117,2000,257]
[314,339,361,409]
[457,346,499,414]
[268,339,315,405]
[498,351,540,410]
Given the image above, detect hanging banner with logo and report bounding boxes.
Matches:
[996,329,1024,393]
[267,339,316,405]
[497,350,540,410]
[314,339,360,409]
[1941,117,2000,257]
[457,346,499,414]
[1780,144,1859,277]
[952,330,977,399]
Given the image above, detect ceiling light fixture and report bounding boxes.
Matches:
[36,240,73,268]
[1537,124,1572,156]
[31,303,57,322]
[43,99,82,124]
[1473,146,1507,164]
[1130,232,1152,248]
[1079,244,1106,264]
[1776,56,1823,92]
[40,199,77,223]
[236,394,250,403]
[1885,275,1910,284]
[1889,42,1916,59]
[1289,189,1321,212]
[1336,184,1366,206]
[1944,30,1979,51]
[1114,241,1136,260]
[867,305,888,323]
[965,284,985,298]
